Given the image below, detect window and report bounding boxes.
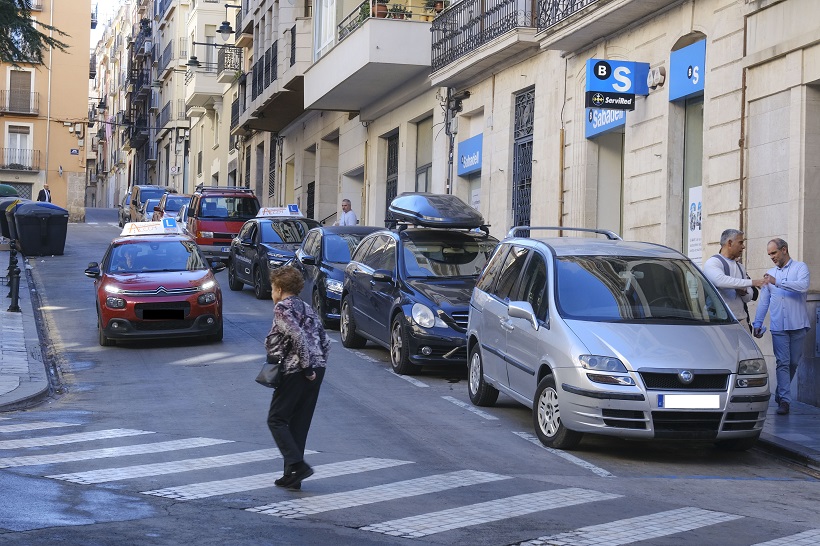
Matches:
[7,125,31,168]
[352,236,376,262]
[518,253,548,321]
[416,116,433,192]
[493,245,529,300]
[476,244,509,293]
[8,71,32,112]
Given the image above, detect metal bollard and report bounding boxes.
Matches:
[7,239,18,298]
[7,265,20,312]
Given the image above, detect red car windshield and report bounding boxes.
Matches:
[107,240,209,273]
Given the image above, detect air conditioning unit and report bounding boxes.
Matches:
[149,90,160,112]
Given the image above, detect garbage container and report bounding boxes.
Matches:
[13,202,69,256]
[0,197,25,238]
[0,184,18,197]
[3,199,31,241]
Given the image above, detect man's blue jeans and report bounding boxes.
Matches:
[771,328,808,405]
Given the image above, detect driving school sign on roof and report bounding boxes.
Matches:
[585,59,650,111]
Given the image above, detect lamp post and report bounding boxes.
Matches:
[217,4,243,41]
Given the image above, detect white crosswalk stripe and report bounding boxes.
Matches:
[520,507,743,545]
[143,457,413,500]
[48,447,293,484]
[0,437,231,468]
[0,428,153,450]
[0,421,80,433]
[360,488,620,539]
[752,530,820,545]
[248,469,510,518]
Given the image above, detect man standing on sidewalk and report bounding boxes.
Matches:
[753,238,811,415]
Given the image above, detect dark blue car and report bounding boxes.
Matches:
[340,193,498,375]
[295,225,381,328]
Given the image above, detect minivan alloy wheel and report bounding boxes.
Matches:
[532,375,582,449]
[468,347,498,406]
[390,316,420,375]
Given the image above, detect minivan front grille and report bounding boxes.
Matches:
[447,311,469,332]
[640,372,728,391]
[651,411,721,439]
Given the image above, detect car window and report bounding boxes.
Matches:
[361,235,391,270]
[351,236,376,262]
[199,196,260,219]
[401,236,497,278]
[491,245,529,300]
[106,240,208,273]
[260,219,317,243]
[323,233,368,263]
[555,256,733,323]
[373,238,396,271]
[238,221,254,240]
[517,252,549,321]
[164,195,190,212]
[475,243,509,292]
[140,188,168,202]
[303,232,320,257]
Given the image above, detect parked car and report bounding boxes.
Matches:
[187,185,260,263]
[295,225,381,327]
[466,227,769,451]
[152,193,192,221]
[227,206,320,299]
[84,221,225,346]
[129,185,175,224]
[118,193,131,227]
[340,193,498,375]
[139,199,161,222]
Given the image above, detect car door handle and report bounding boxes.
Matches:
[500,319,514,331]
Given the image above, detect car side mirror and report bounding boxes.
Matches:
[84,262,101,279]
[372,269,394,283]
[300,255,316,266]
[508,301,539,331]
[211,261,226,272]
[239,238,252,246]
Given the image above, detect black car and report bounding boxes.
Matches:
[340,193,498,375]
[227,213,320,299]
[295,225,381,328]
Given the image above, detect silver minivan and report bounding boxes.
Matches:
[466,227,769,450]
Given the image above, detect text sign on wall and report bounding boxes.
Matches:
[457,134,482,176]
[669,40,706,101]
[585,59,650,111]
[585,108,626,139]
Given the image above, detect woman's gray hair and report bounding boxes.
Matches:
[720,229,744,247]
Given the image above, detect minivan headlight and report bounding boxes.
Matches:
[411,303,445,329]
[738,358,767,375]
[579,355,628,373]
[325,279,343,294]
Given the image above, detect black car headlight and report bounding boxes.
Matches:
[267,254,291,268]
[411,303,446,329]
[198,293,217,305]
[325,279,343,295]
[105,296,126,309]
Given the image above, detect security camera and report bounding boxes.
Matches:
[451,90,471,101]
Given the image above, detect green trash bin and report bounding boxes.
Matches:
[0,184,19,197]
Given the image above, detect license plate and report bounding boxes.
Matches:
[221,247,230,253]
[657,394,720,409]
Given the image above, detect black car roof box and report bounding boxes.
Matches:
[388,193,484,229]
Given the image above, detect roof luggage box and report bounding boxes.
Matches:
[388,193,485,229]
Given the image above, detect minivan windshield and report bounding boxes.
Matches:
[402,234,498,278]
[555,256,733,323]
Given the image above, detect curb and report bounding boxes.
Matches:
[758,433,820,471]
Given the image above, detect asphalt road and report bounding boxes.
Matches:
[0,209,818,545]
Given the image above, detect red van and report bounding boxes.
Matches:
[187,185,260,262]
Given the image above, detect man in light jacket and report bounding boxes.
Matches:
[703,229,764,330]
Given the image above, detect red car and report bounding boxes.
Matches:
[84,222,225,346]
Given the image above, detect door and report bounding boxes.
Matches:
[235,221,256,283]
[505,252,549,400]
[296,231,320,300]
[367,237,397,343]
[348,235,388,334]
[487,245,529,389]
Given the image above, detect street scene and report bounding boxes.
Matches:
[2,0,820,544]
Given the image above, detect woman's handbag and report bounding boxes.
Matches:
[255,355,283,388]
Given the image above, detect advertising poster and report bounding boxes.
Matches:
[687,186,702,265]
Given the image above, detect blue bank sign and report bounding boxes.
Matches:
[457,134,482,176]
[585,59,650,111]
[669,40,706,101]
[585,108,626,139]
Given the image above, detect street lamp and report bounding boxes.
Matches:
[218,4,243,41]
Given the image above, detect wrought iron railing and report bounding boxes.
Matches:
[535,0,599,30]
[290,26,296,66]
[160,42,173,71]
[431,0,536,72]
[231,97,240,129]
[251,43,277,101]
[159,101,172,129]
[338,1,437,44]
[0,149,41,171]
[0,91,40,115]
[218,46,242,75]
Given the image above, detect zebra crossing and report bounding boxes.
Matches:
[0,416,818,544]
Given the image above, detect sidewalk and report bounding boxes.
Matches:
[0,247,818,469]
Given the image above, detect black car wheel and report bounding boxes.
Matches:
[313,289,329,329]
[340,296,366,348]
[227,260,243,291]
[468,346,499,406]
[207,321,224,343]
[390,315,421,376]
[533,375,582,450]
[253,267,270,300]
[97,310,114,347]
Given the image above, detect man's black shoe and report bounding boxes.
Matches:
[279,462,313,489]
[776,401,790,415]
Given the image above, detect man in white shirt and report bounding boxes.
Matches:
[703,229,764,329]
[334,199,358,226]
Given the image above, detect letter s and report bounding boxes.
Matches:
[612,66,631,92]
[692,66,700,85]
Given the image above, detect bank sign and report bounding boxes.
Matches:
[585,108,626,139]
[585,59,650,111]
[669,40,706,101]
[457,134,482,176]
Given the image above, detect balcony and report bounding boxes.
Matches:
[430,0,539,88]
[303,3,432,114]
[535,0,684,52]
[91,3,98,28]
[217,46,242,84]
[234,8,252,49]
[90,53,97,79]
[0,149,41,172]
[0,91,40,115]
[128,118,150,149]
[184,65,222,109]
[157,99,188,138]
[159,42,174,76]
[157,0,175,26]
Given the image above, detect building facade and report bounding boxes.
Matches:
[0,1,94,219]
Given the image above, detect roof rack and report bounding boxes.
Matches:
[194,184,256,194]
[507,226,622,240]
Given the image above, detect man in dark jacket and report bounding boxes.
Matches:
[36,184,51,202]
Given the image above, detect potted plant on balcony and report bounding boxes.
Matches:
[372,0,388,18]
[388,3,412,19]
[424,0,447,13]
